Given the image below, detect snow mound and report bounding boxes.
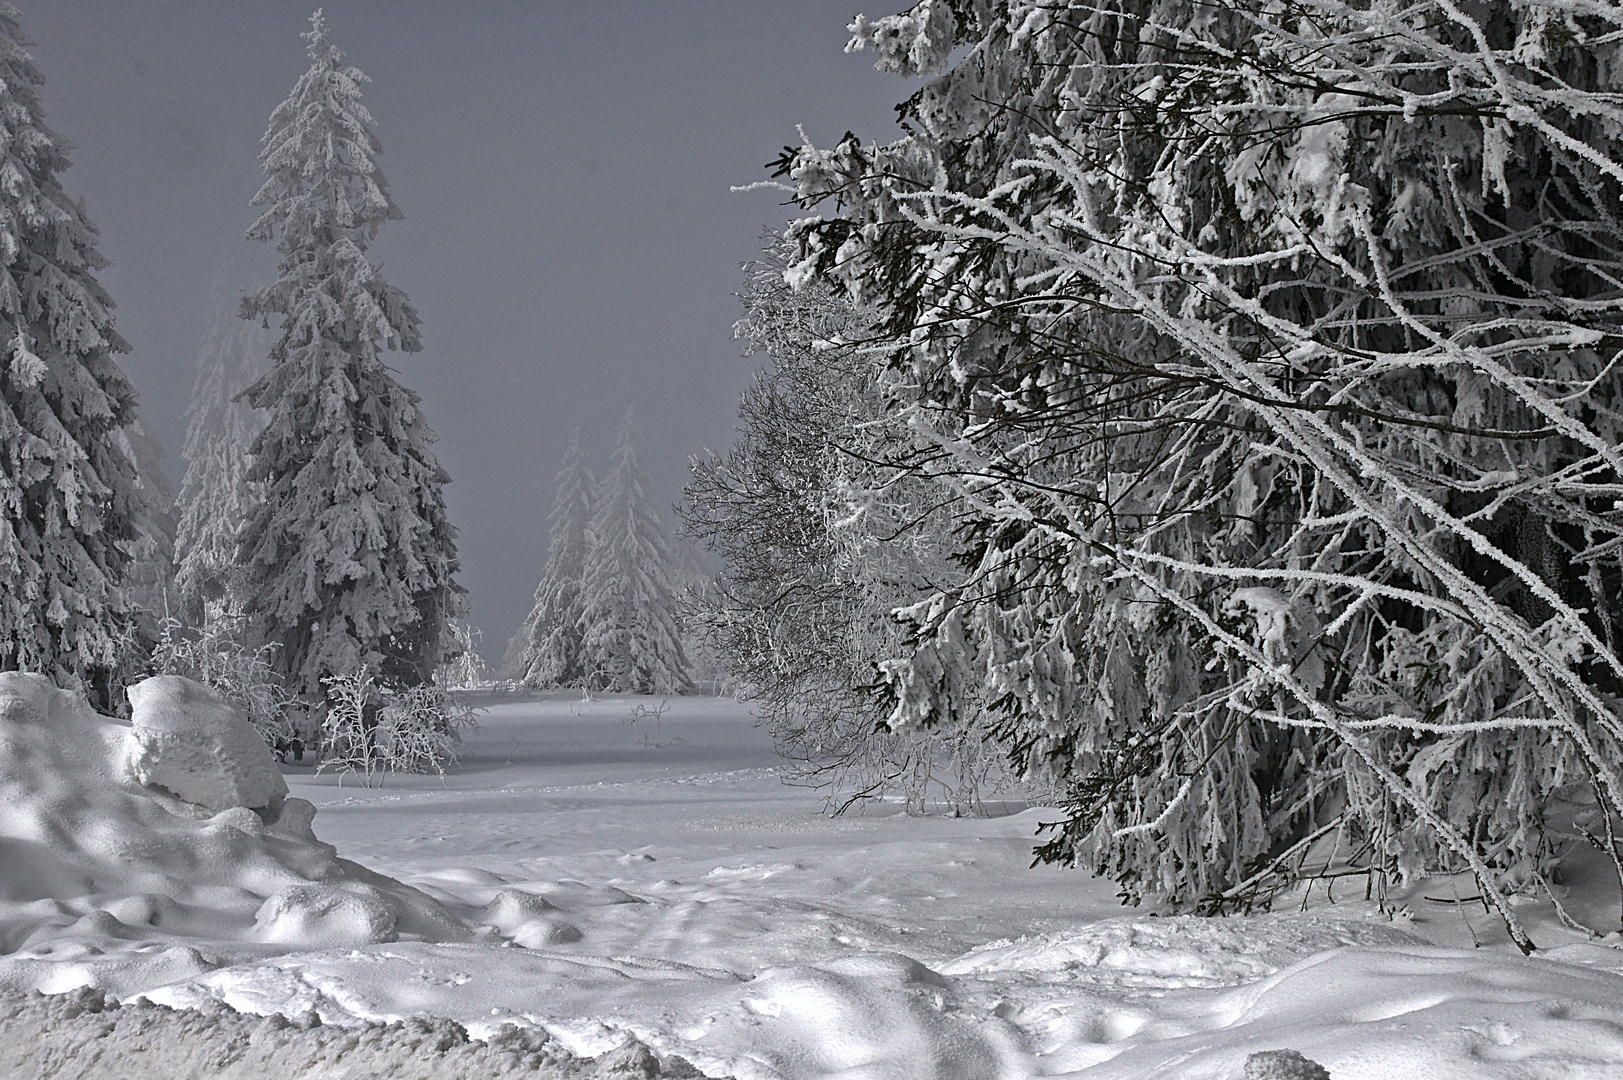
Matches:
[0,672,470,990]
[1245,1048,1331,1079]
[693,951,1006,1080]
[485,888,560,929]
[254,884,397,947]
[941,912,1422,989]
[512,919,585,947]
[123,674,287,813]
[485,889,584,947]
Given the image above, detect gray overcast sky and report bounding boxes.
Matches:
[25,1,902,655]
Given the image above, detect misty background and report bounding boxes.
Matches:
[27,0,901,652]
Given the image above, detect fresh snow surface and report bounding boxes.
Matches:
[3,685,1623,1078]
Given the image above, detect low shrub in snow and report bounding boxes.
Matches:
[319,668,478,785]
[148,615,303,755]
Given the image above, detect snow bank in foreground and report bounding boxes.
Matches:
[0,672,469,984]
[134,916,1623,1079]
[939,911,1421,987]
[0,986,709,1079]
[7,689,1623,1079]
[1071,942,1623,1079]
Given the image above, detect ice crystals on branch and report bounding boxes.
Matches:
[846,0,958,78]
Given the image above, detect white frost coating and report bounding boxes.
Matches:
[846,0,956,77]
[124,674,288,813]
[1227,587,1294,662]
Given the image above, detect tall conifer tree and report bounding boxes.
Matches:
[175,258,273,622]
[0,3,144,707]
[579,413,689,694]
[516,431,594,687]
[239,10,462,700]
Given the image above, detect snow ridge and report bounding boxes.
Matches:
[0,986,715,1079]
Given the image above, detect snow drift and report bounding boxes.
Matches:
[6,682,1623,1079]
[0,672,469,990]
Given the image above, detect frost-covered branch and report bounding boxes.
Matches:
[777,0,1623,940]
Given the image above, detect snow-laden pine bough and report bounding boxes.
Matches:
[776,0,1623,953]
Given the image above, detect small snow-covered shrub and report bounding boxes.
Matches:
[318,668,478,786]
[318,669,381,787]
[149,615,300,752]
[378,683,478,778]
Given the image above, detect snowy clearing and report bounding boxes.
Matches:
[4,684,1623,1078]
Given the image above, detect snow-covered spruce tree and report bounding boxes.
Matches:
[0,4,146,711]
[579,414,690,694]
[781,0,1623,950]
[238,11,463,704]
[164,259,292,746]
[514,432,595,687]
[681,238,1015,813]
[174,259,273,624]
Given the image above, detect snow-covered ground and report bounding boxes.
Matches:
[5,680,1623,1078]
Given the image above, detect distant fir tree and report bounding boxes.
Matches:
[0,3,145,710]
[579,414,690,694]
[174,259,273,622]
[515,431,594,687]
[122,419,179,642]
[238,11,462,700]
